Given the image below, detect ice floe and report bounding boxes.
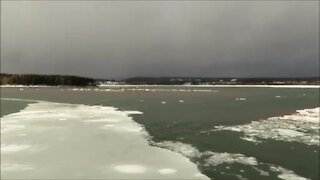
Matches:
[153,141,309,180]
[154,141,259,167]
[1,99,208,179]
[270,165,309,180]
[253,166,270,176]
[235,98,247,101]
[213,107,320,145]
[67,87,218,93]
[203,152,258,166]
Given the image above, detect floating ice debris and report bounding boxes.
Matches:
[282,108,320,123]
[158,168,177,174]
[234,174,247,180]
[270,166,308,180]
[213,107,320,145]
[204,152,258,167]
[192,89,212,92]
[114,165,146,174]
[153,140,307,180]
[277,129,305,137]
[253,167,270,176]
[240,136,262,144]
[154,141,201,158]
[275,96,282,98]
[179,100,184,103]
[235,98,247,101]
[161,101,167,104]
[19,88,24,91]
[65,87,219,93]
[155,141,257,167]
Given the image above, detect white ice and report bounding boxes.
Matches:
[213,107,320,146]
[114,165,146,174]
[1,100,208,179]
[1,144,31,153]
[158,168,177,175]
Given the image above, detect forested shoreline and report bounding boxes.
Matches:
[1,73,319,86]
[0,74,96,86]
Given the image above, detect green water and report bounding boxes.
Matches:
[0,99,33,117]
[1,87,319,180]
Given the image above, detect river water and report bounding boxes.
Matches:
[1,86,319,180]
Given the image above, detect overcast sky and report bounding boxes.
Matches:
[1,1,319,79]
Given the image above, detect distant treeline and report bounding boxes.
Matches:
[0,74,96,86]
[1,74,319,86]
[124,77,320,85]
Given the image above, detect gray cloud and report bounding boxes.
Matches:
[1,1,319,79]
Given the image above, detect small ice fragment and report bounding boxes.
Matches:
[235,98,246,101]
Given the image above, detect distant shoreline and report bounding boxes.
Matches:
[1,84,319,89]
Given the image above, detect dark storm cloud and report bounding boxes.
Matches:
[1,1,319,79]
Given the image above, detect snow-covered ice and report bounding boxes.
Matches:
[0,100,208,179]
